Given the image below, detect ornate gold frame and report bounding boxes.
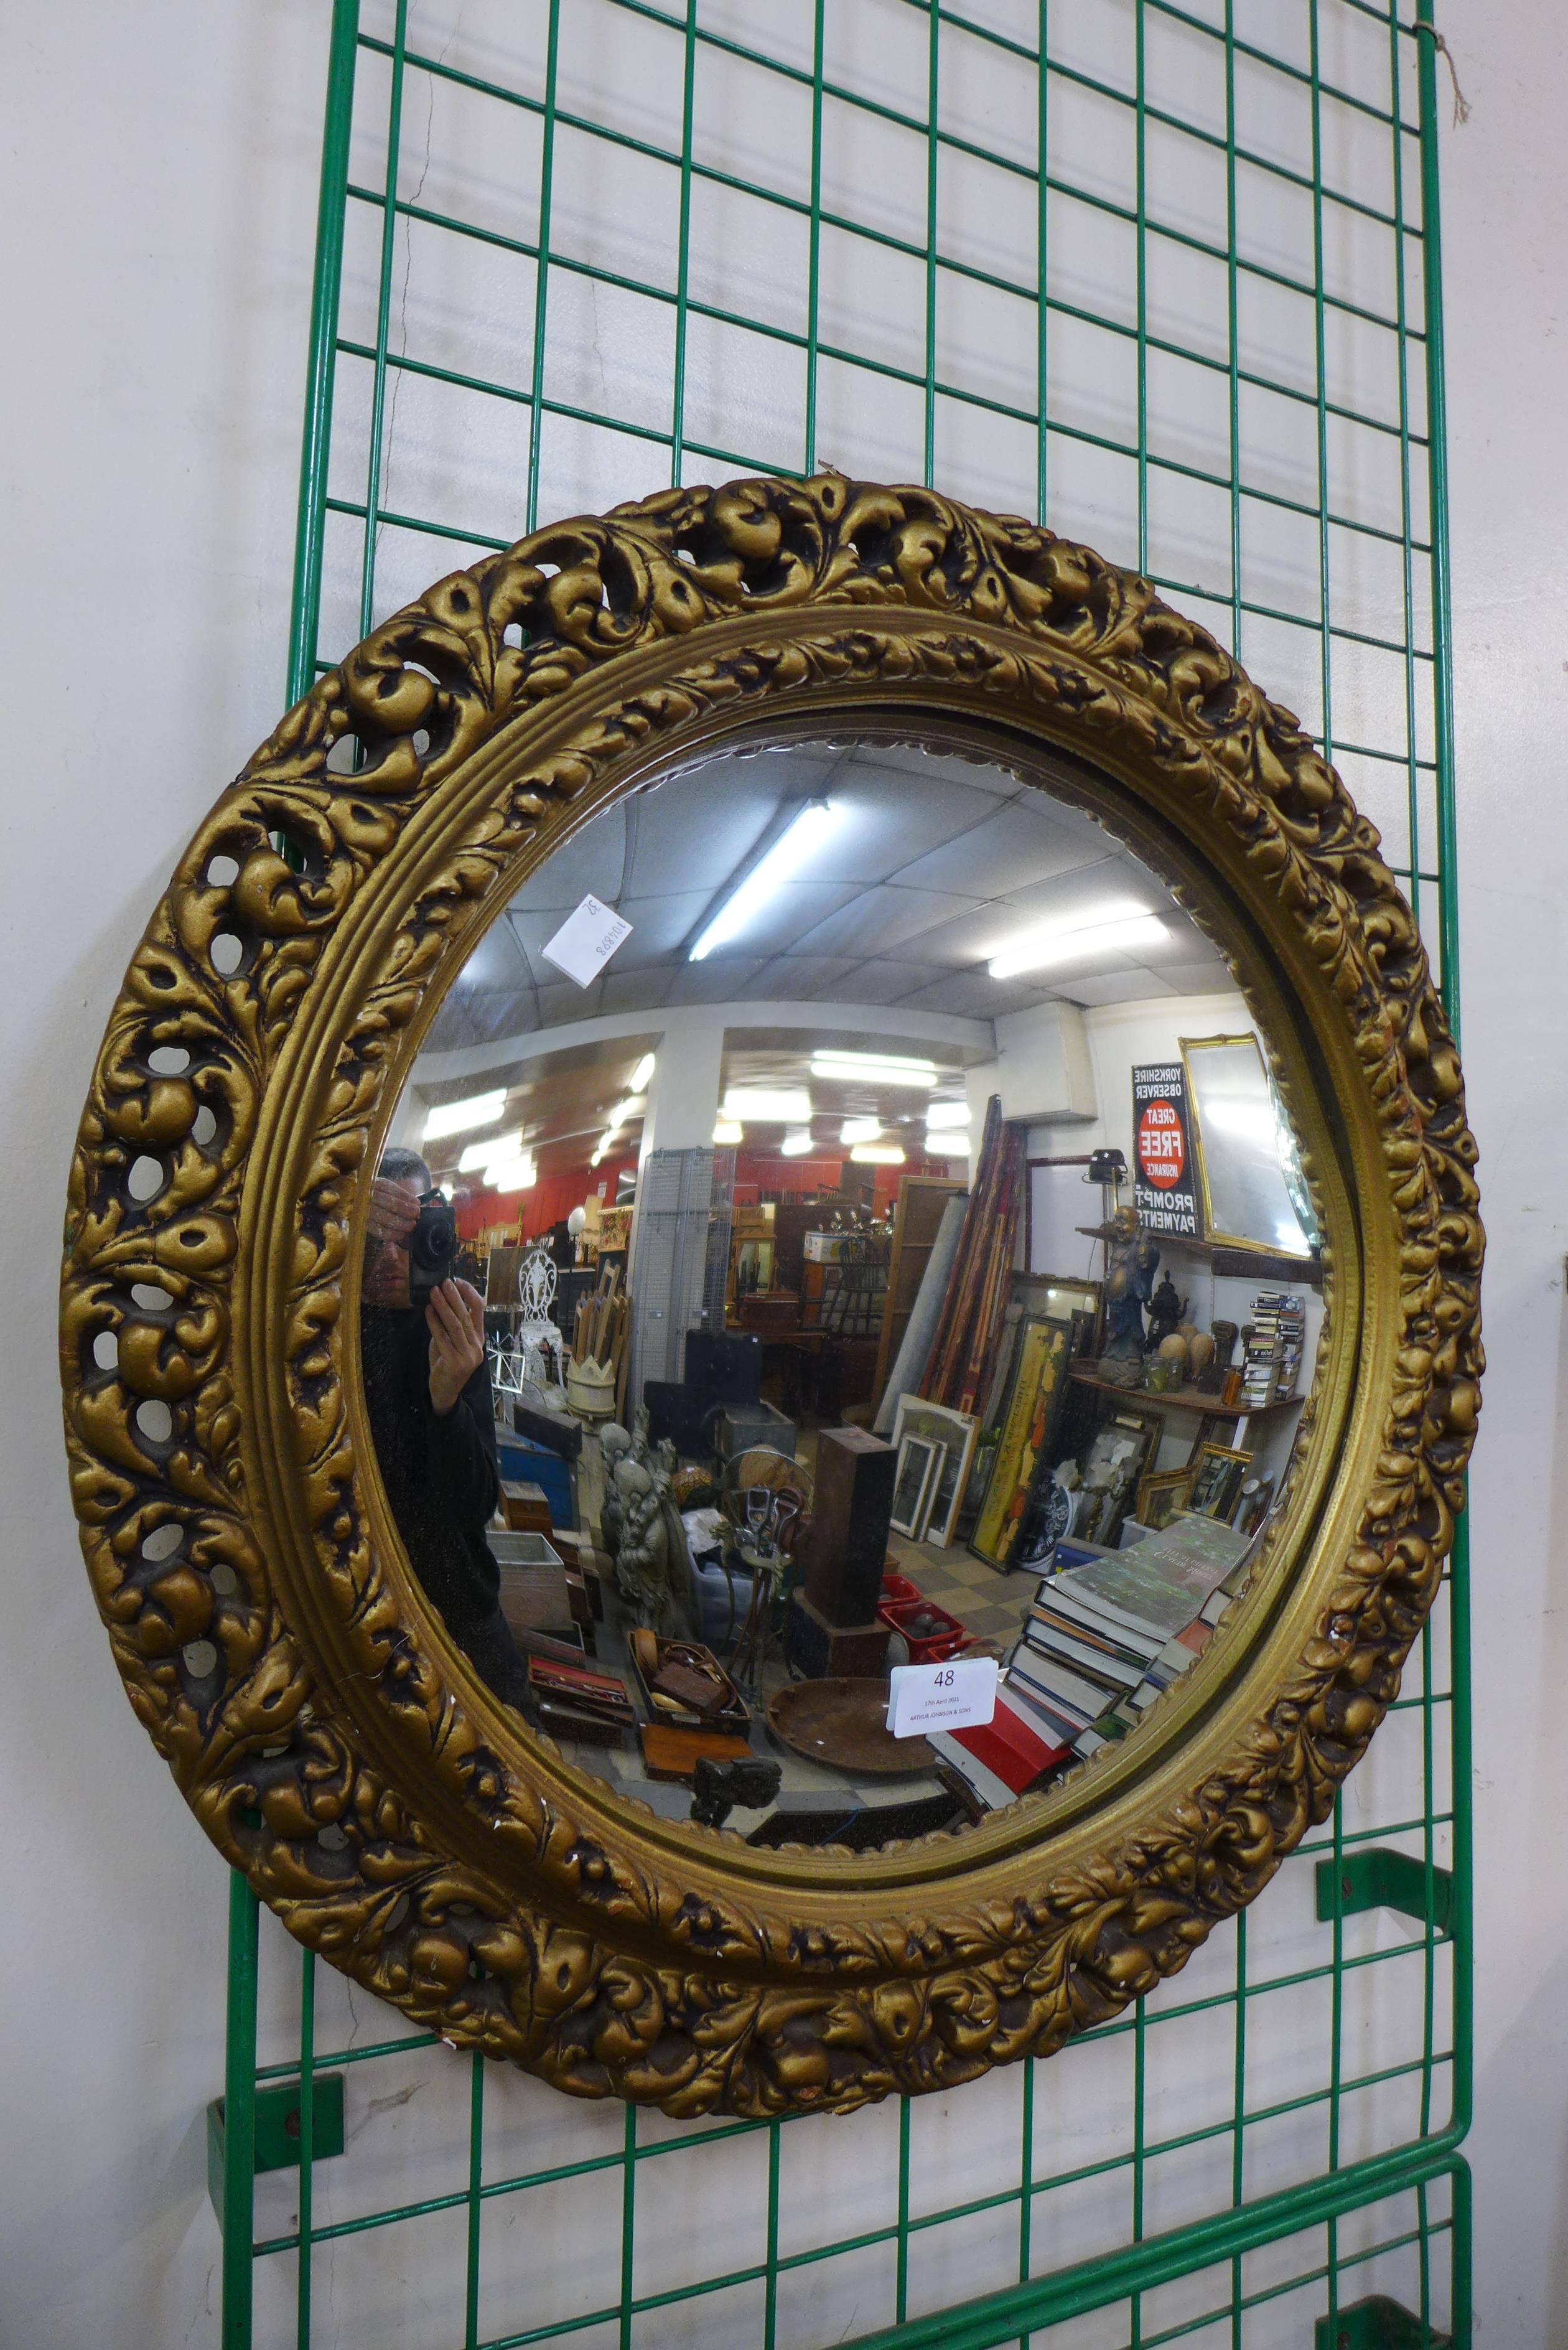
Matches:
[60,476,1481,2115]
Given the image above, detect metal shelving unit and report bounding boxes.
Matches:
[210,4,1469,2343]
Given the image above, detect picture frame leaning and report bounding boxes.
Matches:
[890,1435,946,1540]
[890,1394,980,1548]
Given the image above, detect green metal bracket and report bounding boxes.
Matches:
[1315,2293,1452,2349]
[207,2074,346,2226]
[1315,1848,1452,1934]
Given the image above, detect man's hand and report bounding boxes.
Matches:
[365,1177,421,1306]
[426,1277,487,1416]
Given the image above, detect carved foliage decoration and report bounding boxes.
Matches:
[60,476,1481,2114]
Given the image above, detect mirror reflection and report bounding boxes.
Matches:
[363,733,1326,1848]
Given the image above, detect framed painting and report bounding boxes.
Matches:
[1137,1466,1195,1530]
[890,1434,946,1540]
[1188,1441,1253,1520]
[890,1394,979,1548]
[970,1317,1073,1571]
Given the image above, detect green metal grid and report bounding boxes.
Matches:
[216,2,1470,2342]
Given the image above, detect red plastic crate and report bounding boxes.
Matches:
[876,1591,967,1663]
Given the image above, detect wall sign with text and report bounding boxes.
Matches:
[1131,1062,1202,1238]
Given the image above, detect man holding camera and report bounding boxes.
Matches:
[361,1147,530,1706]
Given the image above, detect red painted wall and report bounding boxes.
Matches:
[732,1149,962,1217]
[457,1147,963,1242]
[733,1149,846,1193]
[455,1152,640,1243]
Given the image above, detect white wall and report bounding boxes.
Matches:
[2,7,329,2345]
[1442,5,1568,2340]
[4,3,1564,2343]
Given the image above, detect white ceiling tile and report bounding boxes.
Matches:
[463,986,539,1044]
[826,958,927,1005]
[666,956,769,1004]
[602,888,714,967]
[595,966,676,1014]
[790,881,989,959]
[1140,912,1223,964]
[472,739,1228,1056]
[826,740,1024,794]
[895,969,1048,1019]
[1158,957,1242,993]
[889,802,1124,898]
[454,918,533,995]
[506,804,628,911]
[534,977,602,1026]
[741,953,869,999]
[802,775,1019,881]
[624,776,780,894]
[424,993,488,1051]
[1063,968,1180,1005]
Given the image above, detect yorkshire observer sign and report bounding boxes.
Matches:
[1131,1063,1202,1237]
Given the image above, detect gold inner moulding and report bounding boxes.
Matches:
[60,475,1482,2114]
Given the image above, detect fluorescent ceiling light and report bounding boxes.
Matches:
[811,1049,938,1079]
[459,1128,521,1172]
[485,1157,536,1193]
[811,1056,938,1089]
[629,1052,656,1092]
[780,1129,815,1156]
[689,800,840,962]
[422,1088,506,1141]
[840,1117,882,1145]
[723,1087,812,1123]
[603,1093,646,1133]
[926,1128,971,1154]
[986,902,1169,981]
[925,1100,971,1131]
[851,1143,906,1165]
[713,1119,744,1145]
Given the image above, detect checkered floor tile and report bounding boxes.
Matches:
[889,1535,1038,1647]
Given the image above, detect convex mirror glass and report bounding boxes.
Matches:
[368,726,1328,1850]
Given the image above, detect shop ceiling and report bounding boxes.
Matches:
[418,739,1235,1177]
[429,740,1230,1048]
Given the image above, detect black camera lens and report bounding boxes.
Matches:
[408,1188,459,1299]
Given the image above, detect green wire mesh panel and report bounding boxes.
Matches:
[219,2,1469,2343]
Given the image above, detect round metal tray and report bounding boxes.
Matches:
[765,1678,936,1776]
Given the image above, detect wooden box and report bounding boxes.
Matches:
[800,1423,897,1628]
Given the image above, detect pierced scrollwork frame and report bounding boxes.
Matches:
[60,476,1481,2114]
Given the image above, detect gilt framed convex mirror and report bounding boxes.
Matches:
[60,477,1482,2114]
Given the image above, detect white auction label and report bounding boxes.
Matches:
[541,894,633,988]
[885,1654,998,1739]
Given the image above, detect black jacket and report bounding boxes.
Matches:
[360,1307,525,1702]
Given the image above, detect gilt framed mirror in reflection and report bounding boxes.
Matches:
[60,475,1481,2115]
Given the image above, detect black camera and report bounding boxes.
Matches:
[408,1187,459,1303]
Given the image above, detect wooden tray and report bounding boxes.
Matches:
[630,1630,750,1732]
[765,1678,936,1776]
[639,1723,754,1781]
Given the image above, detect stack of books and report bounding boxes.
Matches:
[1002,1513,1255,1760]
[1239,1291,1307,1408]
[930,1691,1068,1810]
[1095,1547,1256,1743]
